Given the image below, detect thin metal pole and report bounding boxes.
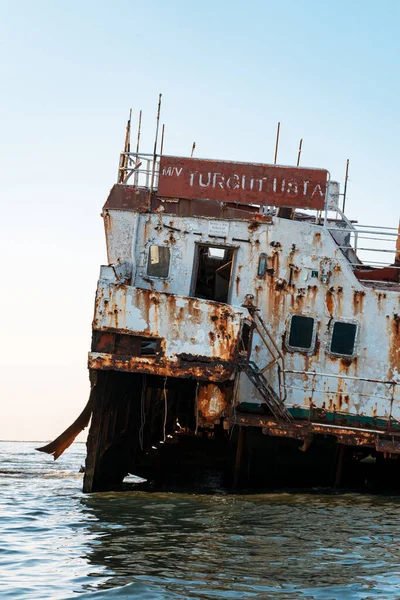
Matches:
[134,110,142,186]
[395,219,400,264]
[297,138,303,166]
[342,159,349,213]
[191,142,196,157]
[124,108,132,152]
[160,123,165,155]
[150,94,162,193]
[135,110,142,155]
[274,122,280,164]
[118,109,132,183]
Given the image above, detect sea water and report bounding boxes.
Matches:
[1,441,400,599]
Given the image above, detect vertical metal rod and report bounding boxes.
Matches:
[124,108,132,152]
[160,124,165,155]
[118,109,132,184]
[135,110,142,155]
[342,159,349,213]
[150,93,162,193]
[134,110,142,186]
[274,122,280,164]
[323,172,331,228]
[191,142,196,157]
[233,426,245,489]
[395,219,400,264]
[297,138,303,166]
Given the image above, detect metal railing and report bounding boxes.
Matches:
[327,222,400,276]
[118,152,160,190]
[282,369,398,421]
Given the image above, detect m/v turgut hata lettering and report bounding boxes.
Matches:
[161,165,325,197]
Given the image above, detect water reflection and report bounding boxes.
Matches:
[78,492,400,599]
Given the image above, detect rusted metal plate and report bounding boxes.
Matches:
[103,184,150,211]
[151,196,272,222]
[198,383,227,420]
[91,282,246,381]
[233,413,400,451]
[157,156,328,209]
[88,352,234,382]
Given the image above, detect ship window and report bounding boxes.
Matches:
[330,321,357,356]
[192,244,235,303]
[287,315,315,351]
[147,245,170,278]
[257,253,268,277]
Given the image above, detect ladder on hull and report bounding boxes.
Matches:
[242,298,292,422]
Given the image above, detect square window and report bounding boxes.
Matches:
[287,315,315,351]
[330,321,357,356]
[147,245,170,278]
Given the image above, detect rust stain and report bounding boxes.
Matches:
[388,313,400,379]
[353,289,366,315]
[248,221,260,231]
[325,288,335,316]
[197,383,227,421]
[377,292,387,312]
[236,275,240,297]
[232,413,400,453]
[89,352,235,382]
[313,231,322,247]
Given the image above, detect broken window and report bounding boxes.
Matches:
[330,321,357,356]
[287,315,315,351]
[192,244,235,303]
[147,245,170,278]
[92,331,163,356]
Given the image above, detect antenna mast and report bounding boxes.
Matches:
[342,159,350,213]
[160,124,165,155]
[150,94,162,194]
[297,138,303,166]
[118,108,132,183]
[274,122,280,164]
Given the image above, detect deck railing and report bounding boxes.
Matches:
[118,152,160,190]
[283,369,399,424]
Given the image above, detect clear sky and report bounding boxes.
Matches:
[1,0,400,441]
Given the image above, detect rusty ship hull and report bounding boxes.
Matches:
[38,126,400,493]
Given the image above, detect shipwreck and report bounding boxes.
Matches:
[39,101,400,492]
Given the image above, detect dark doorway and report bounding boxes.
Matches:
[192,245,235,303]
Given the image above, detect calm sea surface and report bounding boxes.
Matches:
[2,441,400,599]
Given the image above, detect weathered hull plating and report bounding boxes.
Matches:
[99,209,400,426]
[37,152,400,493]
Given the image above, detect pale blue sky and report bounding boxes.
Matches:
[1,0,399,440]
